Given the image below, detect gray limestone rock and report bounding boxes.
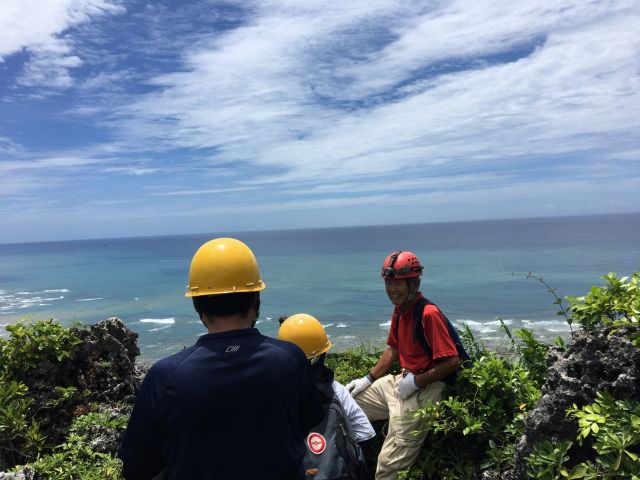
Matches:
[506,325,640,479]
[0,317,140,473]
[0,467,39,480]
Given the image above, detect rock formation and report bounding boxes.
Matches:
[505,325,640,479]
[0,318,141,476]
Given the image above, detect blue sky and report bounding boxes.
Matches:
[1,0,639,244]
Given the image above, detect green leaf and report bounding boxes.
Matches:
[567,464,587,479]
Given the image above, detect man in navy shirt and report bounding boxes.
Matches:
[118,238,323,480]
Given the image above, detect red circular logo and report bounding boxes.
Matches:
[307,432,327,455]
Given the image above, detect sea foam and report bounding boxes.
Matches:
[140,318,175,324]
[149,325,173,332]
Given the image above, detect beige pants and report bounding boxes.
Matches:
[354,374,445,480]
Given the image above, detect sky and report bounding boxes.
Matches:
[1,0,639,244]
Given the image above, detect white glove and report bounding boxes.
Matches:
[396,372,421,400]
[346,375,372,397]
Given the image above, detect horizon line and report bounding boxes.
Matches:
[2,210,639,248]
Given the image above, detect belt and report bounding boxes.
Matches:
[402,368,427,377]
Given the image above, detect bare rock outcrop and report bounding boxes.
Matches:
[0,467,39,480]
[70,316,141,404]
[4,317,140,464]
[506,325,640,479]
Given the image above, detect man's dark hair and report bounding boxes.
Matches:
[193,291,259,318]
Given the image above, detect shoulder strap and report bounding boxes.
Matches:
[397,297,471,384]
[392,308,399,342]
[392,296,433,355]
[396,296,469,362]
[315,378,335,405]
[416,298,471,362]
[411,297,432,356]
[424,299,473,367]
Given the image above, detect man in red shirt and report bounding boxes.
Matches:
[346,251,460,480]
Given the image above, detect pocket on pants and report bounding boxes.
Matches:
[392,408,427,448]
[395,428,425,447]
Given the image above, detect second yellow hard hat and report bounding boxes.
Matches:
[278,313,332,360]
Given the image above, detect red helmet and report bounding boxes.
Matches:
[381,251,423,279]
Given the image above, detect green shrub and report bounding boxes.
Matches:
[527,391,640,479]
[0,318,83,379]
[326,341,390,384]
[526,438,573,480]
[15,408,128,479]
[0,380,45,470]
[70,409,129,434]
[403,351,541,479]
[29,436,123,480]
[567,272,640,335]
[0,319,87,470]
[499,319,550,390]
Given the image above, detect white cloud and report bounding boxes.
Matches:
[0,155,105,173]
[17,43,82,88]
[0,0,123,89]
[152,186,259,197]
[102,166,161,176]
[602,150,640,162]
[0,137,22,155]
[112,0,639,188]
[86,172,640,222]
[337,0,639,98]
[1,0,639,242]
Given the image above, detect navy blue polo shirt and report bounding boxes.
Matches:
[118,328,323,480]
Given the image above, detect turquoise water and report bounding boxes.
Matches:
[1,213,639,360]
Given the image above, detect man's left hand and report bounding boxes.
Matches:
[397,372,421,399]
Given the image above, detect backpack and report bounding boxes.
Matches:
[303,381,366,480]
[393,296,472,385]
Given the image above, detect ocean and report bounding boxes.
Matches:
[1,213,639,361]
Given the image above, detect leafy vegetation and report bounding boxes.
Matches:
[527,391,640,479]
[0,319,83,379]
[0,319,84,470]
[327,341,388,384]
[499,318,551,390]
[568,272,640,346]
[399,351,541,479]
[0,380,44,470]
[0,318,131,478]
[29,409,127,480]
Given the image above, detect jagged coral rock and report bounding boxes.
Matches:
[0,318,140,473]
[506,325,640,479]
[0,467,39,480]
[71,317,140,404]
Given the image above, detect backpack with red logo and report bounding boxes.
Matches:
[303,380,366,480]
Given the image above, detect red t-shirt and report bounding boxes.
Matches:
[387,294,458,373]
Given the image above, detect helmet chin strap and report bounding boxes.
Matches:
[405,279,420,306]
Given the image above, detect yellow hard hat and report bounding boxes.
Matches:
[278,313,332,360]
[185,238,266,297]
